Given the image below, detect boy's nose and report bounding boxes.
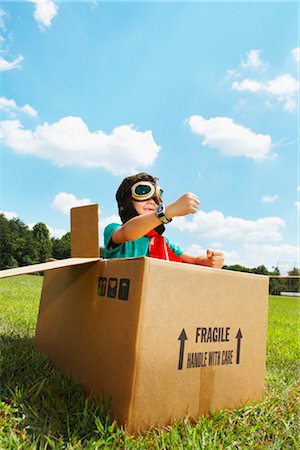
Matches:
[148,198,158,205]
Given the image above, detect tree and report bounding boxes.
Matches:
[222,264,252,273]
[0,214,38,268]
[0,214,18,269]
[252,265,269,276]
[52,232,71,259]
[287,267,300,293]
[33,223,52,263]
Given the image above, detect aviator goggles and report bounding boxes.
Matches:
[130,181,163,203]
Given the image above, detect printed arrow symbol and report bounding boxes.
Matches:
[178,328,188,370]
[235,328,243,364]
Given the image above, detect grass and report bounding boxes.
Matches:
[0,276,299,449]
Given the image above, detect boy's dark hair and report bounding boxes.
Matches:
[116,172,164,234]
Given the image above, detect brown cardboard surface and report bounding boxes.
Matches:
[128,259,268,431]
[0,258,100,279]
[71,204,99,257]
[36,258,146,424]
[35,256,269,433]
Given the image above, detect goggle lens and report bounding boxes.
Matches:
[131,181,163,203]
[135,185,152,196]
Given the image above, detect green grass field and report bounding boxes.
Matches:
[0,276,299,449]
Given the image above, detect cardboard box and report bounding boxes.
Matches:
[1,204,269,432]
[35,260,269,433]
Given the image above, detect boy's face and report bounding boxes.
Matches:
[132,198,158,215]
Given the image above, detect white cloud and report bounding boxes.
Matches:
[211,242,223,248]
[0,97,38,118]
[265,74,298,96]
[226,69,240,79]
[221,243,298,270]
[99,214,121,246]
[292,47,300,63]
[52,192,92,215]
[241,49,266,70]
[0,10,24,72]
[47,225,67,239]
[295,201,300,212]
[187,115,271,161]
[222,249,242,266]
[171,210,285,243]
[0,9,7,31]
[0,116,160,175]
[232,74,299,112]
[184,243,242,267]
[31,0,58,30]
[28,221,67,238]
[242,243,299,270]
[184,243,204,255]
[0,55,23,72]
[297,186,300,191]
[261,195,278,204]
[185,243,298,271]
[232,78,263,92]
[1,208,66,238]
[100,214,121,230]
[0,210,18,220]
[27,222,36,230]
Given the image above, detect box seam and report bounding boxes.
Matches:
[127,257,150,426]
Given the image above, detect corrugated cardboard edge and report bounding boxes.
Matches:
[125,256,149,428]
[0,258,100,279]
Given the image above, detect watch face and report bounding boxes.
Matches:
[157,204,164,214]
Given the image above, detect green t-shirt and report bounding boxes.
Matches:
[104,223,184,259]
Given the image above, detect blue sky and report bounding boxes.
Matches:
[1,1,299,271]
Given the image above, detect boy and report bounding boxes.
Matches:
[104,172,224,268]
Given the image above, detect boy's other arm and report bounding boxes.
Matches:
[180,249,224,269]
[112,193,199,244]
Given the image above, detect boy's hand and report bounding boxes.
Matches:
[205,249,224,268]
[166,193,199,218]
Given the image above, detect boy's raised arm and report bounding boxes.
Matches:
[112,193,199,244]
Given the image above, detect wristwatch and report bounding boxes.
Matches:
[155,204,172,224]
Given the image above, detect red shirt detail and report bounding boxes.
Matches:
[145,230,182,262]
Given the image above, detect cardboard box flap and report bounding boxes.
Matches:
[0,258,100,279]
[71,204,99,258]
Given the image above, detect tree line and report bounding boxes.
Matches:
[0,214,71,269]
[223,264,299,296]
[0,214,298,295]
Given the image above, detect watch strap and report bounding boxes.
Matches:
[155,204,172,224]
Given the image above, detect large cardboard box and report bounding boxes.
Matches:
[35,257,269,433]
[0,204,269,432]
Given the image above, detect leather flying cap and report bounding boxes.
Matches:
[116,172,165,235]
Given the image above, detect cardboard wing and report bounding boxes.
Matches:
[0,204,100,279]
[0,257,100,279]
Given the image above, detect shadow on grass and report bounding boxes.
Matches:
[0,334,113,442]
